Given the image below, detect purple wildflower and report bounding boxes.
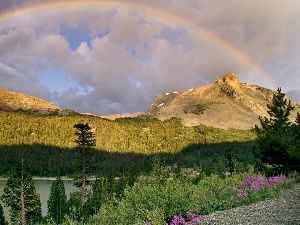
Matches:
[267,174,289,187]
[186,211,197,220]
[186,211,207,224]
[169,215,186,225]
[231,187,248,201]
[231,174,292,202]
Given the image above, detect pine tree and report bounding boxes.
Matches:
[225,147,237,174]
[47,177,67,224]
[254,88,297,175]
[81,179,104,220]
[65,191,82,222]
[1,158,42,225]
[0,203,7,225]
[73,122,96,207]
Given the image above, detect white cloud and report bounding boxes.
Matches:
[0,0,299,114]
[76,42,90,56]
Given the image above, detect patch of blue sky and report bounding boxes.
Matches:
[41,68,67,93]
[127,75,142,89]
[59,25,93,51]
[125,43,151,62]
[94,28,110,39]
[125,45,137,57]
[59,25,110,51]
[158,26,188,44]
[42,68,95,95]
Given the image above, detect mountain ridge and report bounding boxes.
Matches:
[0,88,60,112]
[1,73,299,130]
[147,73,300,129]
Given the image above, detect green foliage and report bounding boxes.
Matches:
[83,181,104,219]
[47,177,67,224]
[65,192,82,222]
[1,158,42,225]
[225,146,238,174]
[183,104,209,115]
[0,109,256,178]
[291,112,300,160]
[0,109,255,157]
[87,169,296,225]
[220,85,237,98]
[91,163,233,225]
[64,171,138,223]
[82,175,117,221]
[0,203,7,225]
[183,102,224,115]
[254,88,300,175]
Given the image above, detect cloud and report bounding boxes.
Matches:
[76,42,90,56]
[0,0,299,115]
[286,90,300,103]
[0,62,50,99]
[36,34,70,66]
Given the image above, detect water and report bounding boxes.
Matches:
[0,179,79,220]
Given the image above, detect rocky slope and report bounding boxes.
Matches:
[148,73,300,129]
[206,183,300,224]
[0,88,60,112]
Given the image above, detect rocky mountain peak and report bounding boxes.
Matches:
[214,73,241,89]
[148,73,300,129]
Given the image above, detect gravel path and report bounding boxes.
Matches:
[206,183,300,225]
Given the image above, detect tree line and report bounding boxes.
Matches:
[0,109,255,154]
[0,108,256,177]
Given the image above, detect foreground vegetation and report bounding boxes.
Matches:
[85,169,298,225]
[1,158,298,225]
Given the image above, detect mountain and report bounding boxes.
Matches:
[148,73,300,130]
[0,88,60,112]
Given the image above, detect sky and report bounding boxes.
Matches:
[0,0,300,115]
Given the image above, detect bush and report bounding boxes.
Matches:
[70,170,298,225]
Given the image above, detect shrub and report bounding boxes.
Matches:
[78,171,298,225]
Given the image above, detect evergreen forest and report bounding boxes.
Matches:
[0,110,256,177]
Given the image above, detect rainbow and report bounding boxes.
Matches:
[0,0,273,87]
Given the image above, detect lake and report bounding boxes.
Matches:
[0,179,80,220]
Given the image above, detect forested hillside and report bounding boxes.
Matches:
[0,109,256,177]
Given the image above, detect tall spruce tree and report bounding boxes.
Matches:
[254,87,297,175]
[47,177,67,224]
[73,122,96,207]
[1,158,42,225]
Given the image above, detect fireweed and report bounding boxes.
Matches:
[231,174,291,202]
[146,211,210,225]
